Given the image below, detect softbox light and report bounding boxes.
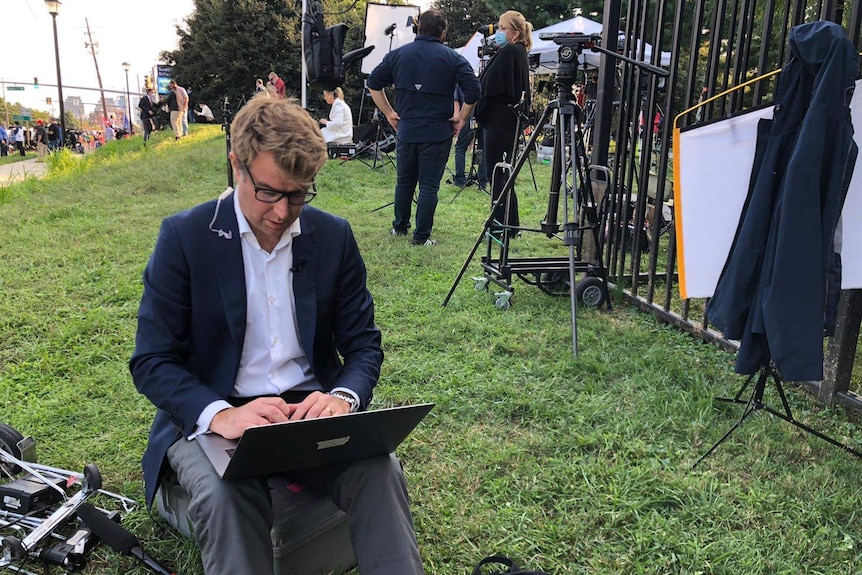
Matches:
[361,3,421,75]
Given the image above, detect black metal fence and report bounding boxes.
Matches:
[592,0,862,406]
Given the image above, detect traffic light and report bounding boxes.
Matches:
[144,74,153,90]
[34,77,39,89]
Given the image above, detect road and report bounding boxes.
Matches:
[0,158,49,187]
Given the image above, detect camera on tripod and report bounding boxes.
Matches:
[538,32,602,83]
[477,24,499,58]
[538,32,602,60]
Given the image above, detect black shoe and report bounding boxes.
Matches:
[390,228,407,236]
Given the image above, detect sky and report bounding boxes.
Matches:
[2,0,196,116]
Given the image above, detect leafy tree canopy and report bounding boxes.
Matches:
[161,0,302,116]
[433,0,497,49]
[162,0,376,122]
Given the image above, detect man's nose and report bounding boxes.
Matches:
[272,197,291,218]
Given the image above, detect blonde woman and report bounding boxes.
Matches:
[319,87,353,144]
[476,10,533,232]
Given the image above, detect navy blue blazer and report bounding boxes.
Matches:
[130,192,383,507]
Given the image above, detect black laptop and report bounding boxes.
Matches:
[197,403,434,479]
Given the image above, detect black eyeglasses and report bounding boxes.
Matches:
[241,162,317,206]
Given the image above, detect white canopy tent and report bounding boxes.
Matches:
[456,16,671,76]
[530,15,671,74]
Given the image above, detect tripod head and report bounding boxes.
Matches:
[540,31,670,83]
[221,96,233,125]
[539,32,602,91]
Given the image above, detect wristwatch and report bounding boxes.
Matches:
[329,391,358,413]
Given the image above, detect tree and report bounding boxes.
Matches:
[432,0,497,49]
[162,0,373,123]
[161,0,304,119]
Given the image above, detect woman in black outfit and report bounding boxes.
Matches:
[475,10,533,233]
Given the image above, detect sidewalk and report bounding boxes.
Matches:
[0,158,48,187]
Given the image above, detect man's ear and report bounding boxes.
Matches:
[228,152,243,183]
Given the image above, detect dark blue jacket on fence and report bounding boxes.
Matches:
[707,21,858,381]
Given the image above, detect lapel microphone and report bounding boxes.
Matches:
[291,258,306,273]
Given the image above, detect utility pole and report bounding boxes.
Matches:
[2,79,9,126]
[84,18,109,128]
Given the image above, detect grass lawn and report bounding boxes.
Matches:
[1,125,862,574]
[0,151,36,167]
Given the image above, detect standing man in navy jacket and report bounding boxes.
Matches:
[367,8,481,246]
[130,97,424,575]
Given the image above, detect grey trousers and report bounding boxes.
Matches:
[167,438,425,575]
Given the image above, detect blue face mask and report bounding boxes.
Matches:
[494,30,508,47]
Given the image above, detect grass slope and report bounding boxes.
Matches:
[1,126,861,574]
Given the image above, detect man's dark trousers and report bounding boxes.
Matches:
[453,124,486,188]
[393,138,451,242]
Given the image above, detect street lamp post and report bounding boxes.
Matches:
[122,62,132,135]
[45,0,66,148]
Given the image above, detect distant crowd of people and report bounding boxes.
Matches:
[0,117,67,158]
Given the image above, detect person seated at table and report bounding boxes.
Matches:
[319,87,353,145]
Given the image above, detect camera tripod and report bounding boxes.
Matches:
[443,58,610,358]
[443,33,668,357]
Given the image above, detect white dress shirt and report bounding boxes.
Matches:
[192,192,356,437]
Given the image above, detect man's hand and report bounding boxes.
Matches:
[286,391,351,421]
[385,111,401,131]
[450,114,466,137]
[209,397,292,439]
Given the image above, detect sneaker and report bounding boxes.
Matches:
[390,228,407,236]
[411,238,438,246]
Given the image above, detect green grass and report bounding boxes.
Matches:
[0,151,36,167]
[2,125,862,574]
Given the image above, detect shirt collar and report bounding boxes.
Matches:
[232,189,302,251]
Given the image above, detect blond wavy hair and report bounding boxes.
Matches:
[230,95,326,183]
[500,10,534,51]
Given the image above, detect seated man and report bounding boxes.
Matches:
[130,96,425,575]
[194,101,215,123]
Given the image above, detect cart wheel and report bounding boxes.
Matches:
[82,464,102,493]
[2,536,25,560]
[494,296,512,310]
[0,423,25,476]
[575,277,606,308]
[472,277,489,292]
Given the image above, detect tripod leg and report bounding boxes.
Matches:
[714,371,758,405]
[443,107,551,307]
[761,371,862,458]
[691,402,758,470]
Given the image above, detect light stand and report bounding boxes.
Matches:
[384,23,397,51]
[45,0,66,147]
[122,62,132,135]
[222,96,234,188]
[692,363,862,468]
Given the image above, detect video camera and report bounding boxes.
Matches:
[477,24,499,59]
[538,32,602,57]
[537,32,603,83]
